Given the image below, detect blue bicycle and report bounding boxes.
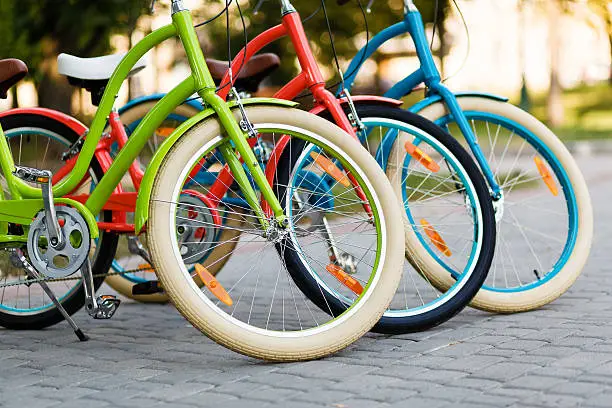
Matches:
[342,0,592,312]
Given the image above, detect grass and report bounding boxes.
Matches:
[527,82,612,141]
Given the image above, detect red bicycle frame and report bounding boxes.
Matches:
[57,110,142,233]
[1,7,401,235]
[215,10,402,214]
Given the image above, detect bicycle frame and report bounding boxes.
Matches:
[214,4,400,210]
[342,0,503,198]
[0,4,286,241]
[51,110,141,233]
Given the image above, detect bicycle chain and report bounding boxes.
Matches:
[0,266,155,288]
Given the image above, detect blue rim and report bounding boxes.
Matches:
[435,111,578,293]
[291,118,483,317]
[394,127,481,315]
[401,137,479,283]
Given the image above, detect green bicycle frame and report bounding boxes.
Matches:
[0,7,286,240]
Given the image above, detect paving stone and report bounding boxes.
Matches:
[0,155,609,408]
[583,392,612,407]
[470,362,539,381]
[505,375,567,390]
[522,393,587,408]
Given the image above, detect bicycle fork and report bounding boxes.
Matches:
[205,90,287,232]
[431,84,503,200]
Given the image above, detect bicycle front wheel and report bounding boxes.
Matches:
[311,104,496,332]
[415,96,593,312]
[147,106,404,361]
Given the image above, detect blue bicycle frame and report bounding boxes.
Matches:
[343,0,504,199]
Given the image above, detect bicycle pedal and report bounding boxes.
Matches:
[92,295,120,319]
[131,281,163,295]
[13,165,51,183]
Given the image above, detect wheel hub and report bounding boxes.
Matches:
[265,222,289,243]
[176,194,219,262]
[492,192,505,223]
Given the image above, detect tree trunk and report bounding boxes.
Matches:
[37,57,73,114]
[547,0,564,128]
[608,34,612,84]
[605,11,612,84]
[435,3,448,78]
[10,87,18,109]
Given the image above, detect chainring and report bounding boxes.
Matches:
[26,206,91,278]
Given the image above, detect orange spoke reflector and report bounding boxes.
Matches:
[534,156,558,196]
[310,152,350,187]
[326,264,363,295]
[155,127,175,137]
[405,142,440,172]
[195,263,233,306]
[420,219,452,257]
[138,263,156,273]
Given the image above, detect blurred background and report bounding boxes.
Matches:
[0,0,610,142]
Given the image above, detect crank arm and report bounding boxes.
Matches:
[13,167,64,247]
[127,236,152,264]
[81,259,121,320]
[292,192,340,263]
[81,259,99,316]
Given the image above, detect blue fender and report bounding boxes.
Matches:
[118,93,203,115]
[409,92,509,114]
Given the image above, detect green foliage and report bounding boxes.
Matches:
[528,82,612,140]
[0,0,150,83]
[196,0,449,86]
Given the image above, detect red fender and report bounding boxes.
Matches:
[263,96,403,197]
[0,107,88,136]
[0,107,133,228]
[308,95,402,116]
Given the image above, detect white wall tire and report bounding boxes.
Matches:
[147,106,404,361]
[411,97,593,313]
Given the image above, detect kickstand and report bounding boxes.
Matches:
[13,249,88,341]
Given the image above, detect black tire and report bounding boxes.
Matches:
[0,113,118,329]
[275,104,496,334]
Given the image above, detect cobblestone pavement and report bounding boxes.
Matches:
[0,154,610,408]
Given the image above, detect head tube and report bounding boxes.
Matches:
[404,0,418,13]
[171,0,188,14]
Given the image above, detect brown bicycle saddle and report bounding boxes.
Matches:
[0,59,28,99]
[206,53,280,93]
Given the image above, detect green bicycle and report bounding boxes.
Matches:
[0,0,406,361]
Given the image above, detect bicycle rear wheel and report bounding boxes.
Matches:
[0,113,116,329]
